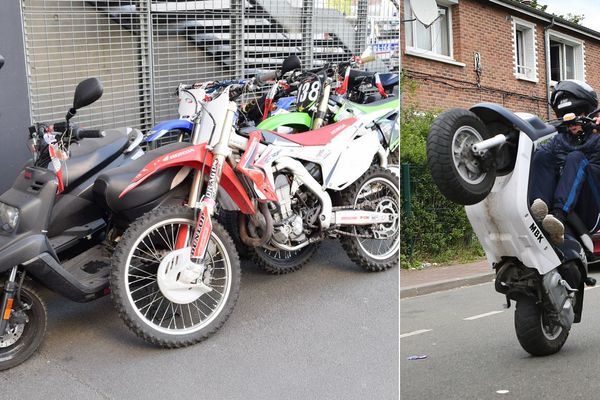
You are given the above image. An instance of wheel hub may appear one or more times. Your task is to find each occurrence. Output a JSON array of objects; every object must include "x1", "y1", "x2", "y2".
[
  {"x1": 0, "y1": 323, "x2": 24, "y2": 348},
  {"x1": 452, "y1": 126, "x2": 486, "y2": 184},
  {"x1": 157, "y1": 247, "x2": 213, "y2": 304},
  {"x1": 372, "y1": 196, "x2": 398, "y2": 239}
]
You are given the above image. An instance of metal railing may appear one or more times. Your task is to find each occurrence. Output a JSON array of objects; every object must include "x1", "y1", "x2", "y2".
[{"x1": 22, "y1": 0, "x2": 398, "y2": 132}]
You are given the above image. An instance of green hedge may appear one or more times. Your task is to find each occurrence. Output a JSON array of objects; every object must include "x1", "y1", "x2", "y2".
[{"x1": 400, "y1": 107, "x2": 483, "y2": 269}]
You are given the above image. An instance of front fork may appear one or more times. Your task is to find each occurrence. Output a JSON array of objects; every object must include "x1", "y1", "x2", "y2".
[
  {"x1": 176, "y1": 153, "x2": 227, "y2": 260},
  {"x1": 0, "y1": 266, "x2": 19, "y2": 336}
]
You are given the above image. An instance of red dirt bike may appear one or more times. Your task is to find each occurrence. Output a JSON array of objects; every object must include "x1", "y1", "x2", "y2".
[{"x1": 98, "y1": 79, "x2": 399, "y2": 346}]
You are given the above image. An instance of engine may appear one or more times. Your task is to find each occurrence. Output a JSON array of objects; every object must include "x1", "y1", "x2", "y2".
[
  {"x1": 269, "y1": 173, "x2": 320, "y2": 247},
  {"x1": 543, "y1": 270, "x2": 576, "y2": 329}
]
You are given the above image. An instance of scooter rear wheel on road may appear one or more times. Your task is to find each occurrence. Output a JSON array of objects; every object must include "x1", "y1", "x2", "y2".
[
  {"x1": 0, "y1": 282, "x2": 47, "y2": 371},
  {"x1": 110, "y1": 206, "x2": 241, "y2": 348},
  {"x1": 515, "y1": 297, "x2": 569, "y2": 356},
  {"x1": 427, "y1": 108, "x2": 496, "y2": 205}
]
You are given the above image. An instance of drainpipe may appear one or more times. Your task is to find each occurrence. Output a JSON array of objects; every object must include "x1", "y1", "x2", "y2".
[{"x1": 544, "y1": 16, "x2": 555, "y2": 119}]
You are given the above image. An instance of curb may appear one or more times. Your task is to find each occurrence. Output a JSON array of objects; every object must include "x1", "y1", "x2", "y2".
[{"x1": 400, "y1": 272, "x2": 495, "y2": 299}]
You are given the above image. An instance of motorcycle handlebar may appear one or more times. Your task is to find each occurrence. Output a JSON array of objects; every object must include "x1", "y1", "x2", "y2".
[
  {"x1": 256, "y1": 70, "x2": 278, "y2": 85},
  {"x1": 74, "y1": 129, "x2": 105, "y2": 140}
]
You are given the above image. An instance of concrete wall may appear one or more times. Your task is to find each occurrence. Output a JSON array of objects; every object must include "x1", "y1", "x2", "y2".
[
  {"x1": 0, "y1": 2, "x2": 32, "y2": 192},
  {"x1": 401, "y1": 0, "x2": 600, "y2": 118}
]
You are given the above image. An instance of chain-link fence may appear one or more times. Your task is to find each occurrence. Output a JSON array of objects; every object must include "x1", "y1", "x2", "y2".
[{"x1": 22, "y1": 0, "x2": 398, "y2": 133}]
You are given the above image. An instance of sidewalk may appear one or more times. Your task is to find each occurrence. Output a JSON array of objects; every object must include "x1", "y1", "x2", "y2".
[{"x1": 400, "y1": 260, "x2": 494, "y2": 299}]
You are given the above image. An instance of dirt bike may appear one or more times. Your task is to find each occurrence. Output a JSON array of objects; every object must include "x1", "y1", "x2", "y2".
[
  {"x1": 101, "y1": 78, "x2": 399, "y2": 347},
  {"x1": 426, "y1": 103, "x2": 599, "y2": 356}
]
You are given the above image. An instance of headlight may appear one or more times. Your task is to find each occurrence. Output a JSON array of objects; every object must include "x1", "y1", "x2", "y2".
[{"x1": 0, "y1": 203, "x2": 19, "y2": 232}]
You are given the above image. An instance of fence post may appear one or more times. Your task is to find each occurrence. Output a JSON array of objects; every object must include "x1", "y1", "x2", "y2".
[
  {"x1": 401, "y1": 163, "x2": 412, "y2": 217},
  {"x1": 301, "y1": 0, "x2": 314, "y2": 69},
  {"x1": 355, "y1": 0, "x2": 368, "y2": 54},
  {"x1": 231, "y1": 0, "x2": 245, "y2": 77}
]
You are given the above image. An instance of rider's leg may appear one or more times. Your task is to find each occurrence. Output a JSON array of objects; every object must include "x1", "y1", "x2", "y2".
[
  {"x1": 529, "y1": 147, "x2": 560, "y2": 206},
  {"x1": 553, "y1": 150, "x2": 589, "y2": 216}
]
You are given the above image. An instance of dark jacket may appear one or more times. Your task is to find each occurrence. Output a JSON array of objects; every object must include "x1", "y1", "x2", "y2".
[{"x1": 539, "y1": 128, "x2": 600, "y2": 166}]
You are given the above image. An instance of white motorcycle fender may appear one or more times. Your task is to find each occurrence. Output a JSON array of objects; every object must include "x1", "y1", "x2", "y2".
[
  {"x1": 325, "y1": 129, "x2": 381, "y2": 190},
  {"x1": 465, "y1": 131, "x2": 561, "y2": 274}
]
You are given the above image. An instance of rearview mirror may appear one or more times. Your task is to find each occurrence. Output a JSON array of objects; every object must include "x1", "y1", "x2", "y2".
[
  {"x1": 73, "y1": 77, "x2": 103, "y2": 110},
  {"x1": 0, "y1": 55, "x2": 4, "y2": 70},
  {"x1": 281, "y1": 54, "x2": 302, "y2": 75}
]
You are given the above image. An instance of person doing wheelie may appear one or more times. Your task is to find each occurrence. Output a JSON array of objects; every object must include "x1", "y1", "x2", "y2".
[{"x1": 530, "y1": 79, "x2": 600, "y2": 245}]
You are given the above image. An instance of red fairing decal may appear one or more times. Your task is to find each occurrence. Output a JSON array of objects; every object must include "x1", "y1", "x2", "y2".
[
  {"x1": 336, "y1": 68, "x2": 350, "y2": 96},
  {"x1": 191, "y1": 205, "x2": 212, "y2": 259},
  {"x1": 237, "y1": 131, "x2": 278, "y2": 202},
  {"x1": 268, "y1": 117, "x2": 357, "y2": 147},
  {"x1": 119, "y1": 143, "x2": 256, "y2": 214}
]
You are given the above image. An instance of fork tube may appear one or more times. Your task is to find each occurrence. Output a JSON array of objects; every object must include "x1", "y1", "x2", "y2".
[
  {"x1": 312, "y1": 79, "x2": 332, "y2": 130},
  {"x1": 0, "y1": 266, "x2": 19, "y2": 335}
]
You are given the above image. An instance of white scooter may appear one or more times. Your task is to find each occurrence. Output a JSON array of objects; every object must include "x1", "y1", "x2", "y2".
[{"x1": 427, "y1": 103, "x2": 597, "y2": 356}]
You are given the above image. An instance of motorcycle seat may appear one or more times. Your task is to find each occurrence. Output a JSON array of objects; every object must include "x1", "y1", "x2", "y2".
[
  {"x1": 62, "y1": 128, "x2": 130, "y2": 188},
  {"x1": 378, "y1": 73, "x2": 399, "y2": 88},
  {"x1": 347, "y1": 97, "x2": 399, "y2": 114},
  {"x1": 94, "y1": 142, "x2": 189, "y2": 213},
  {"x1": 259, "y1": 118, "x2": 356, "y2": 147}
]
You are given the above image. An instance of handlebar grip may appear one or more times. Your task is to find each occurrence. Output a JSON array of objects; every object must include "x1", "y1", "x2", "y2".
[
  {"x1": 360, "y1": 55, "x2": 376, "y2": 63},
  {"x1": 76, "y1": 129, "x2": 105, "y2": 139},
  {"x1": 256, "y1": 70, "x2": 278, "y2": 84}
]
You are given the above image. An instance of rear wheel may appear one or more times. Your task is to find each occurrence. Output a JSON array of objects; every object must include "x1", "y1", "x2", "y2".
[
  {"x1": 340, "y1": 166, "x2": 399, "y2": 271},
  {"x1": 514, "y1": 297, "x2": 569, "y2": 356},
  {"x1": 427, "y1": 108, "x2": 496, "y2": 205},
  {"x1": 0, "y1": 282, "x2": 47, "y2": 371},
  {"x1": 111, "y1": 206, "x2": 240, "y2": 347},
  {"x1": 252, "y1": 243, "x2": 319, "y2": 275}
]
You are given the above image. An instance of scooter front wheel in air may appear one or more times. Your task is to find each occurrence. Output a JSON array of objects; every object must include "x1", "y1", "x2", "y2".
[
  {"x1": 0, "y1": 282, "x2": 47, "y2": 371},
  {"x1": 427, "y1": 108, "x2": 496, "y2": 205},
  {"x1": 110, "y1": 206, "x2": 241, "y2": 348}
]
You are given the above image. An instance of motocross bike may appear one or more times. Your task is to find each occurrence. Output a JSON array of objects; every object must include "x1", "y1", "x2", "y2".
[
  {"x1": 103, "y1": 78, "x2": 399, "y2": 347},
  {"x1": 426, "y1": 103, "x2": 599, "y2": 356}
]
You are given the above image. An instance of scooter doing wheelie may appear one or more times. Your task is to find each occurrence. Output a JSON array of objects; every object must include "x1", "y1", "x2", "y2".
[{"x1": 427, "y1": 103, "x2": 598, "y2": 356}]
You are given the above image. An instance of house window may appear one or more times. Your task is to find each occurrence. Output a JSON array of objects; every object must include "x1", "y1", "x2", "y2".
[
  {"x1": 512, "y1": 18, "x2": 537, "y2": 82},
  {"x1": 405, "y1": 1, "x2": 452, "y2": 58},
  {"x1": 548, "y1": 31, "x2": 584, "y2": 83}
]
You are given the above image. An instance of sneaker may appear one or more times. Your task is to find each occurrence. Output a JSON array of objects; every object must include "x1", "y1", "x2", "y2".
[
  {"x1": 542, "y1": 214, "x2": 565, "y2": 245},
  {"x1": 531, "y1": 198, "x2": 548, "y2": 222}
]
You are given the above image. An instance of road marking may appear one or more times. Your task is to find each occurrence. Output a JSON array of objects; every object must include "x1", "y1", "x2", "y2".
[
  {"x1": 463, "y1": 310, "x2": 504, "y2": 320},
  {"x1": 400, "y1": 329, "x2": 432, "y2": 339}
]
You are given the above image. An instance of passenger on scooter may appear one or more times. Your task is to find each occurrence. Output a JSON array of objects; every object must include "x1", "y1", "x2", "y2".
[{"x1": 530, "y1": 79, "x2": 600, "y2": 245}]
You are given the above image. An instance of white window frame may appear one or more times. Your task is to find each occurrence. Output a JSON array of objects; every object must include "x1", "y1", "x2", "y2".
[
  {"x1": 512, "y1": 17, "x2": 538, "y2": 83},
  {"x1": 404, "y1": 0, "x2": 464, "y2": 67},
  {"x1": 548, "y1": 30, "x2": 585, "y2": 85}
]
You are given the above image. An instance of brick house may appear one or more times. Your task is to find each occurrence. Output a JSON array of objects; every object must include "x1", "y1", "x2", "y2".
[{"x1": 401, "y1": 0, "x2": 600, "y2": 118}]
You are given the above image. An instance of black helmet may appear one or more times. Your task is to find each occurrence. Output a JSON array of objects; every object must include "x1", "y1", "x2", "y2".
[{"x1": 551, "y1": 79, "x2": 598, "y2": 118}]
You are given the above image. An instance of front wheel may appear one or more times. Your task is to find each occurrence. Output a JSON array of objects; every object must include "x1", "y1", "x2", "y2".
[
  {"x1": 514, "y1": 297, "x2": 569, "y2": 356},
  {"x1": 110, "y1": 206, "x2": 241, "y2": 347},
  {"x1": 427, "y1": 108, "x2": 496, "y2": 205},
  {"x1": 340, "y1": 166, "x2": 399, "y2": 271},
  {"x1": 0, "y1": 282, "x2": 47, "y2": 371}
]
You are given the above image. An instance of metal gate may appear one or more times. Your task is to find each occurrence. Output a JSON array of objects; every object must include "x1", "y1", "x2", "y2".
[{"x1": 22, "y1": 0, "x2": 398, "y2": 132}]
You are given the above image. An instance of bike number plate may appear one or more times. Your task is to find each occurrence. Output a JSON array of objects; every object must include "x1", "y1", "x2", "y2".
[{"x1": 296, "y1": 77, "x2": 322, "y2": 112}]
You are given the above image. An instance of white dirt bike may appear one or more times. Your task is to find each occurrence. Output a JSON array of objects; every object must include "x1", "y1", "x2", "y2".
[
  {"x1": 98, "y1": 79, "x2": 399, "y2": 346},
  {"x1": 427, "y1": 103, "x2": 598, "y2": 356}
]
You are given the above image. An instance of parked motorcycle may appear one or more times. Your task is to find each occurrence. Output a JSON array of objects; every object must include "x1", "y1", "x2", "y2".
[
  {"x1": 0, "y1": 72, "x2": 206, "y2": 369},
  {"x1": 426, "y1": 103, "x2": 598, "y2": 356},
  {"x1": 103, "y1": 78, "x2": 399, "y2": 347}
]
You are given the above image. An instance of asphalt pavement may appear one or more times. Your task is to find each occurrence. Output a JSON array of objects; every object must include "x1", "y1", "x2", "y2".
[{"x1": 2, "y1": 239, "x2": 399, "y2": 400}]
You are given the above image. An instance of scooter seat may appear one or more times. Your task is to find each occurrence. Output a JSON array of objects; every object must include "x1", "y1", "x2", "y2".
[
  {"x1": 94, "y1": 142, "x2": 189, "y2": 213},
  {"x1": 378, "y1": 73, "x2": 399, "y2": 88},
  {"x1": 62, "y1": 128, "x2": 129, "y2": 188}
]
